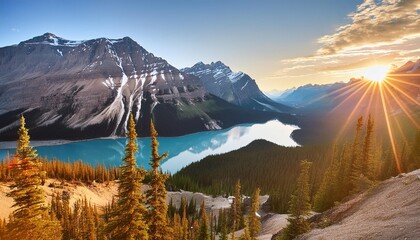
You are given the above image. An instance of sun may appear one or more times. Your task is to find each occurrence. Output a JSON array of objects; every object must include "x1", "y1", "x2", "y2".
[{"x1": 362, "y1": 65, "x2": 390, "y2": 83}]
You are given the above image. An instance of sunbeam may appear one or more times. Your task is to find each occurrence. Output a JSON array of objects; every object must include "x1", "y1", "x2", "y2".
[{"x1": 379, "y1": 82, "x2": 402, "y2": 173}]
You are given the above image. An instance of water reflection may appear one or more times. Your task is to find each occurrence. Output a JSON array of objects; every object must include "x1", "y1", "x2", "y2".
[{"x1": 0, "y1": 120, "x2": 299, "y2": 173}]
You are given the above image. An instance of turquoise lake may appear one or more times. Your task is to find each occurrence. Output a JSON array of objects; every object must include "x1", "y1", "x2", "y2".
[{"x1": 0, "y1": 120, "x2": 299, "y2": 173}]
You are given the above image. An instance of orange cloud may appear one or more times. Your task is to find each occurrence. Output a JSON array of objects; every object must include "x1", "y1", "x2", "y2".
[{"x1": 318, "y1": 0, "x2": 420, "y2": 55}]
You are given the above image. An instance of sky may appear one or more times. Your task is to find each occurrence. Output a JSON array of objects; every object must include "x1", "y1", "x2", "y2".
[{"x1": 1, "y1": 0, "x2": 419, "y2": 91}]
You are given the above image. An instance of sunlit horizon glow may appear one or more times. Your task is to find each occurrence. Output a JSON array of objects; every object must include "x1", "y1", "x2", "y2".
[
  {"x1": 325, "y1": 71, "x2": 419, "y2": 174},
  {"x1": 362, "y1": 65, "x2": 390, "y2": 83}
]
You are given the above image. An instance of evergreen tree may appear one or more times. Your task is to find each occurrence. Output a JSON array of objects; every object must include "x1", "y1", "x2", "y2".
[
  {"x1": 173, "y1": 212, "x2": 181, "y2": 240},
  {"x1": 198, "y1": 201, "x2": 210, "y2": 240},
  {"x1": 147, "y1": 119, "x2": 171, "y2": 240},
  {"x1": 191, "y1": 219, "x2": 200, "y2": 240},
  {"x1": 105, "y1": 113, "x2": 148, "y2": 240},
  {"x1": 6, "y1": 116, "x2": 61, "y2": 239},
  {"x1": 362, "y1": 115, "x2": 375, "y2": 179},
  {"x1": 313, "y1": 146, "x2": 339, "y2": 211},
  {"x1": 209, "y1": 211, "x2": 215, "y2": 240},
  {"x1": 231, "y1": 179, "x2": 243, "y2": 230},
  {"x1": 219, "y1": 208, "x2": 228, "y2": 240},
  {"x1": 248, "y1": 187, "x2": 261, "y2": 239},
  {"x1": 284, "y1": 160, "x2": 312, "y2": 240},
  {"x1": 181, "y1": 207, "x2": 189, "y2": 240},
  {"x1": 241, "y1": 220, "x2": 251, "y2": 240},
  {"x1": 350, "y1": 117, "x2": 364, "y2": 190},
  {"x1": 407, "y1": 130, "x2": 420, "y2": 171}
]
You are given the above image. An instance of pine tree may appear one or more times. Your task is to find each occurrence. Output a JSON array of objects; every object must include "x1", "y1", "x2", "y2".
[
  {"x1": 198, "y1": 201, "x2": 210, "y2": 240},
  {"x1": 241, "y1": 220, "x2": 251, "y2": 240},
  {"x1": 191, "y1": 219, "x2": 200, "y2": 240},
  {"x1": 181, "y1": 207, "x2": 189, "y2": 240},
  {"x1": 407, "y1": 130, "x2": 420, "y2": 171},
  {"x1": 6, "y1": 116, "x2": 61, "y2": 239},
  {"x1": 313, "y1": 146, "x2": 339, "y2": 211},
  {"x1": 350, "y1": 116, "x2": 364, "y2": 190},
  {"x1": 83, "y1": 198, "x2": 96, "y2": 240},
  {"x1": 218, "y1": 208, "x2": 228, "y2": 240},
  {"x1": 173, "y1": 212, "x2": 182, "y2": 240},
  {"x1": 105, "y1": 113, "x2": 148, "y2": 240},
  {"x1": 231, "y1": 179, "x2": 243, "y2": 230},
  {"x1": 284, "y1": 160, "x2": 312, "y2": 240},
  {"x1": 248, "y1": 187, "x2": 261, "y2": 239},
  {"x1": 210, "y1": 211, "x2": 215, "y2": 240},
  {"x1": 147, "y1": 119, "x2": 171, "y2": 240},
  {"x1": 362, "y1": 115, "x2": 375, "y2": 179}
]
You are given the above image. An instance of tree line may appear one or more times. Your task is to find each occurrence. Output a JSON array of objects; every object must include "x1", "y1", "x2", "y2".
[
  {"x1": 0, "y1": 115, "x2": 266, "y2": 240},
  {"x1": 170, "y1": 115, "x2": 419, "y2": 213},
  {"x1": 0, "y1": 157, "x2": 120, "y2": 183}
]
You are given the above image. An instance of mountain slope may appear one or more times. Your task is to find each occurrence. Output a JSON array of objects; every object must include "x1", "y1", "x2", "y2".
[
  {"x1": 181, "y1": 61, "x2": 291, "y2": 112},
  {"x1": 268, "y1": 82, "x2": 347, "y2": 108},
  {"x1": 297, "y1": 169, "x2": 420, "y2": 240},
  {"x1": 0, "y1": 33, "x2": 295, "y2": 140}
]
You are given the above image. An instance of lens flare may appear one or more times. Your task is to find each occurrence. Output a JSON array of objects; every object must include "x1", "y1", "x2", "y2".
[
  {"x1": 316, "y1": 68, "x2": 419, "y2": 175},
  {"x1": 362, "y1": 65, "x2": 390, "y2": 83}
]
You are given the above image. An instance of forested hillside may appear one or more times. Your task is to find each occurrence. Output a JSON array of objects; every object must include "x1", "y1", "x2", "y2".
[{"x1": 171, "y1": 118, "x2": 420, "y2": 213}]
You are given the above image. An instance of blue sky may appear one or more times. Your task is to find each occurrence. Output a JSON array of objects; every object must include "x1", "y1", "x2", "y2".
[{"x1": 1, "y1": 0, "x2": 419, "y2": 90}]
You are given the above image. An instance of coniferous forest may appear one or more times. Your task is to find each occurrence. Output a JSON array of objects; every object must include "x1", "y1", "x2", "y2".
[
  {"x1": 0, "y1": 113, "x2": 418, "y2": 239},
  {"x1": 170, "y1": 115, "x2": 420, "y2": 213}
]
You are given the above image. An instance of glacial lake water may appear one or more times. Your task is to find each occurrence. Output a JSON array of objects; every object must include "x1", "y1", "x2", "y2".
[{"x1": 0, "y1": 120, "x2": 299, "y2": 174}]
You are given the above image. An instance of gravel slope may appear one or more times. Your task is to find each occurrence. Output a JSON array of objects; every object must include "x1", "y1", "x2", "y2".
[{"x1": 298, "y1": 169, "x2": 420, "y2": 240}]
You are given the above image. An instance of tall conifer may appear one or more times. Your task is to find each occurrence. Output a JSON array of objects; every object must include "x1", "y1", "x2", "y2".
[
  {"x1": 362, "y1": 115, "x2": 375, "y2": 179},
  {"x1": 284, "y1": 160, "x2": 312, "y2": 240},
  {"x1": 248, "y1": 187, "x2": 261, "y2": 239},
  {"x1": 105, "y1": 113, "x2": 148, "y2": 239},
  {"x1": 232, "y1": 179, "x2": 243, "y2": 230},
  {"x1": 6, "y1": 116, "x2": 61, "y2": 239},
  {"x1": 147, "y1": 119, "x2": 171, "y2": 240},
  {"x1": 350, "y1": 117, "x2": 364, "y2": 189},
  {"x1": 198, "y1": 201, "x2": 210, "y2": 240}
]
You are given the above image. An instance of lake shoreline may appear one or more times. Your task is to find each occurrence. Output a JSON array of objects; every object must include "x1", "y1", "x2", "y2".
[{"x1": 0, "y1": 120, "x2": 300, "y2": 150}]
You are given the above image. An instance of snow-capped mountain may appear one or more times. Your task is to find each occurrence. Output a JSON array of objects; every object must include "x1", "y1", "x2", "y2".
[
  {"x1": 0, "y1": 33, "x2": 295, "y2": 140},
  {"x1": 181, "y1": 61, "x2": 291, "y2": 112}
]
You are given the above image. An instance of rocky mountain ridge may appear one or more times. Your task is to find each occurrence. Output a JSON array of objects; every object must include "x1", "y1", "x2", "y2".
[
  {"x1": 0, "y1": 33, "x2": 295, "y2": 141},
  {"x1": 181, "y1": 61, "x2": 291, "y2": 112}
]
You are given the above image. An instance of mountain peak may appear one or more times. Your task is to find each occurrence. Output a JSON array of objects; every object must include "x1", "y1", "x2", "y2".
[
  {"x1": 21, "y1": 32, "x2": 77, "y2": 46},
  {"x1": 42, "y1": 32, "x2": 59, "y2": 38},
  {"x1": 210, "y1": 60, "x2": 228, "y2": 69},
  {"x1": 18, "y1": 33, "x2": 137, "y2": 48}
]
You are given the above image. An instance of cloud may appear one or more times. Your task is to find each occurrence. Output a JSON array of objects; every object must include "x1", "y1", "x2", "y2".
[
  {"x1": 269, "y1": 0, "x2": 420, "y2": 89},
  {"x1": 318, "y1": 0, "x2": 420, "y2": 55},
  {"x1": 11, "y1": 28, "x2": 20, "y2": 32},
  {"x1": 320, "y1": 53, "x2": 400, "y2": 71}
]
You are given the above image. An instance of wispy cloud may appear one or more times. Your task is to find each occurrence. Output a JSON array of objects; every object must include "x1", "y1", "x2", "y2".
[
  {"x1": 272, "y1": 0, "x2": 420, "y2": 89},
  {"x1": 11, "y1": 28, "x2": 20, "y2": 32},
  {"x1": 318, "y1": 0, "x2": 420, "y2": 55}
]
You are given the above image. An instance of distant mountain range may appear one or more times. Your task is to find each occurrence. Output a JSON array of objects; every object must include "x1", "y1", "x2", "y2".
[
  {"x1": 269, "y1": 59, "x2": 420, "y2": 144},
  {"x1": 266, "y1": 82, "x2": 347, "y2": 108},
  {"x1": 269, "y1": 59, "x2": 420, "y2": 109},
  {"x1": 181, "y1": 61, "x2": 290, "y2": 112},
  {"x1": 0, "y1": 33, "x2": 294, "y2": 141}
]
